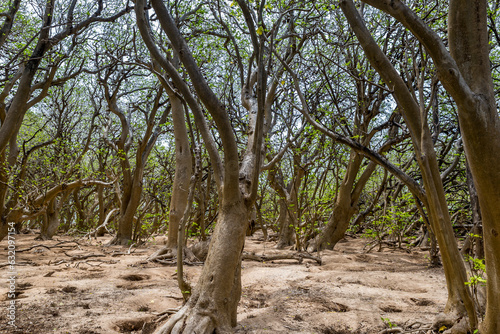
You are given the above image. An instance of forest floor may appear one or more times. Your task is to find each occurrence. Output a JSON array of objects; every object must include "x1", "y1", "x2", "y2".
[{"x1": 0, "y1": 231, "x2": 448, "y2": 334}]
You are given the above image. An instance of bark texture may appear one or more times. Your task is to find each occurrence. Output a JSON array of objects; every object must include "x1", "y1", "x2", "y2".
[
  {"x1": 155, "y1": 201, "x2": 248, "y2": 333},
  {"x1": 356, "y1": 0, "x2": 500, "y2": 331},
  {"x1": 341, "y1": 0, "x2": 477, "y2": 327},
  {"x1": 165, "y1": 83, "x2": 192, "y2": 249},
  {"x1": 448, "y1": 1, "x2": 500, "y2": 331}
]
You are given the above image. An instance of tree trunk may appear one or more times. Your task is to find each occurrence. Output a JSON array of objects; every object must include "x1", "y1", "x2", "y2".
[
  {"x1": 166, "y1": 94, "x2": 192, "y2": 249},
  {"x1": 39, "y1": 198, "x2": 60, "y2": 240},
  {"x1": 276, "y1": 199, "x2": 295, "y2": 249},
  {"x1": 461, "y1": 163, "x2": 484, "y2": 259},
  {"x1": 316, "y1": 151, "x2": 362, "y2": 250},
  {"x1": 0, "y1": 153, "x2": 10, "y2": 242},
  {"x1": 113, "y1": 182, "x2": 142, "y2": 245},
  {"x1": 447, "y1": 2, "x2": 500, "y2": 331},
  {"x1": 154, "y1": 200, "x2": 248, "y2": 334},
  {"x1": 96, "y1": 185, "x2": 107, "y2": 236}
]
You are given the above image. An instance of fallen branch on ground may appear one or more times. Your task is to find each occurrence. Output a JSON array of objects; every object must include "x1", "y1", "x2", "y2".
[
  {"x1": 242, "y1": 252, "x2": 322, "y2": 265},
  {"x1": 17, "y1": 240, "x2": 81, "y2": 252},
  {"x1": 155, "y1": 259, "x2": 204, "y2": 266},
  {"x1": 62, "y1": 251, "x2": 106, "y2": 260},
  {"x1": 0, "y1": 261, "x2": 34, "y2": 268}
]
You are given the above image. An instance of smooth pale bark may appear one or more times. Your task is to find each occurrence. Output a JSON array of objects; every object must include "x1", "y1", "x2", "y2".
[
  {"x1": 134, "y1": 1, "x2": 223, "y2": 193},
  {"x1": 340, "y1": 0, "x2": 477, "y2": 328},
  {"x1": 150, "y1": 0, "x2": 240, "y2": 202},
  {"x1": 166, "y1": 95, "x2": 192, "y2": 249}
]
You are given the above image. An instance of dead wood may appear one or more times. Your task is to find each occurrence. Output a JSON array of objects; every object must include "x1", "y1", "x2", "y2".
[
  {"x1": 155, "y1": 259, "x2": 203, "y2": 266},
  {"x1": 17, "y1": 240, "x2": 81, "y2": 252},
  {"x1": 242, "y1": 252, "x2": 322, "y2": 265},
  {"x1": 62, "y1": 251, "x2": 106, "y2": 260},
  {"x1": 0, "y1": 261, "x2": 34, "y2": 268}
]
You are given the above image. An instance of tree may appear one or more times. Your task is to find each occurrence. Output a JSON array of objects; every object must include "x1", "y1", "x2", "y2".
[
  {"x1": 341, "y1": 1, "x2": 500, "y2": 331},
  {"x1": 337, "y1": 0, "x2": 500, "y2": 331},
  {"x1": 135, "y1": 0, "x2": 311, "y2": 331},
  {"x1": 0, "y1": 0, "x2": 132, "y2": 241},
  {"x1": 99, "y1": 57, "x2": 170, "y2": 245}
]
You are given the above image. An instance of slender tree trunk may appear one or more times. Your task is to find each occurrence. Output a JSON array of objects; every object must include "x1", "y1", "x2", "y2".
[
  {"x1": 461, "y1": 163, "x2": 484, "y2": 259},
  {"x1": 166, "y1": 94, "x2": 192, "y2": 249},
  {"x1": 96, "y1": 185, "x2": 107, "y2": 236},
  {"x1": 0, "y1": 153, "x2": 10, "y2": 241}
]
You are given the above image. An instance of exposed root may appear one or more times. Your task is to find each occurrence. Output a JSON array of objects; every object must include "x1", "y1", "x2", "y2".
[
  {"x1": 153, "y1": 304, "x2": 218, "y2": 334},
  {"x1": 148, "y1": 246, "x2": 175, "y2": 262},
  {"x1": 432, "y1": 312, "x2": 471, "y2": 334},
  {"x1": 17, "y1": 240, "x2": 80, "y2": 252},
  {"x1": 148, "y1": 246, "x2": 201, "y2": 265},
  {"x1": 105, "y1": 235, "x2": 133, "y2": 246},
  {"x1": 190, "y1": 239, "x2": 210, "y2": 261}
]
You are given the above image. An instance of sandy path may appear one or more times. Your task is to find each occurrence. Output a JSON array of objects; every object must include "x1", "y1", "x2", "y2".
[{"x1": 0, "y1": 232, "x2": 446, "y2": 334}]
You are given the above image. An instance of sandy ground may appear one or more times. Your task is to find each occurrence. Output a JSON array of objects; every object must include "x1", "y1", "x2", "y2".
[{"x1": 0, "y1": 232, "x2": 447, "y2": 334}]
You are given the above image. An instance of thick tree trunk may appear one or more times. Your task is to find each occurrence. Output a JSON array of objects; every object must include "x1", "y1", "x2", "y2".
[
  {"x1": 316, "y1": 195, "x2": 357, "y2": 251},
  {"x1": 447, "y1": 2, "x2": 500, "y2": 331},
  {"x1": 39, "y1": 198, "x2": 60, "y2": 240},
  {"x1": 351, "y1": 0, "x2": 500, "y2": 330},
  {"x1": 316, "y1": 151, "x2": 362, "y2": 250},
  {"x1": 113, "y1": 184, "x2": 142, "y2": 245},
  {"x1": 154, "y1": 200, "x2": 248, "y2": 334},
  {"x1": 276, "y1": 199, "x2": 295, "y2": 249}
]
